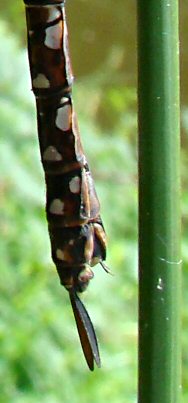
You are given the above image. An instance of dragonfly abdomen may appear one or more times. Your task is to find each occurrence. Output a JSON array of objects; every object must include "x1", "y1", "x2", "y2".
[{"x1": 24, "y1": 0, "x2": 108, "y2": 370}]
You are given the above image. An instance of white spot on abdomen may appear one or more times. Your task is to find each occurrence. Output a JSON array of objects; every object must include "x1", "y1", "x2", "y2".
[
  {"x1": 46, "y1": 7, "x2": 61, "y2": 23},
  {"x1": 43, "y1": 146, "x2": 62, "y2": 161},
  {"x1": 49, "y1": 199, "x2": 64, "y2": 215},
  {"x1": 33, "y1": 74, "x2": 50, "y2": 89},
  {"x1": 55, "y1": 104, "x2": 71, "y2": 131},
  {"x1": 60, "y1": 96, "x2": 69, "y2": 104},
  {"x1": 56, "y1": 249, "x2": 65, "y2": 261},
  {"x1": 69, "y1": 176, "x2": 81, "y2": 194},
  {"x1": 44, "y1": 22, "x2": 62, "y2": 50}
]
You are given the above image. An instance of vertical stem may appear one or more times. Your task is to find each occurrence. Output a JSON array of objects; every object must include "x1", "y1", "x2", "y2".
[{"x1": 137, "y1": 1, "x2": 181, "y2": 402}]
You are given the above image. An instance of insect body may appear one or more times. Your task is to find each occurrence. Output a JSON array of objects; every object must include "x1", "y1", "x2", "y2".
[{"x1": 23, "y1": 0, "x2": 107, "y2": 370}]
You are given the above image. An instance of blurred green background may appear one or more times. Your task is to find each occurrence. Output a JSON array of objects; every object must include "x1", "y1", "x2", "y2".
[{"x1": 0, "y1": 1, "x2": 187, "y2": 402}]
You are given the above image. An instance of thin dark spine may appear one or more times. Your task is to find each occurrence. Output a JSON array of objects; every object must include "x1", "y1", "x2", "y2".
[{"x1": 24, "y1": 0, "x2": 107, "y2": 370}]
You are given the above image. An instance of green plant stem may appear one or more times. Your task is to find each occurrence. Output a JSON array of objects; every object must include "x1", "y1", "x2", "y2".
[{"x1": 137, "y1": 1, "x2": 181, "y2": 402}]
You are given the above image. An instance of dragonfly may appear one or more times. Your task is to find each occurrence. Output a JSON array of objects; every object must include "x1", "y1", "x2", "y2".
[{"x1": 23, "y1": 0, "x2": 109, "y2": 370}]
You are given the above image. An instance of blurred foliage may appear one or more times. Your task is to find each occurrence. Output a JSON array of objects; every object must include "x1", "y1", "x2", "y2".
[
  {"x1": 0, "y1": 2, "x2": 25, "y2": 40},
  {"x1": 0, "y1": 1, "x2": 188, "y2": 402}
]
